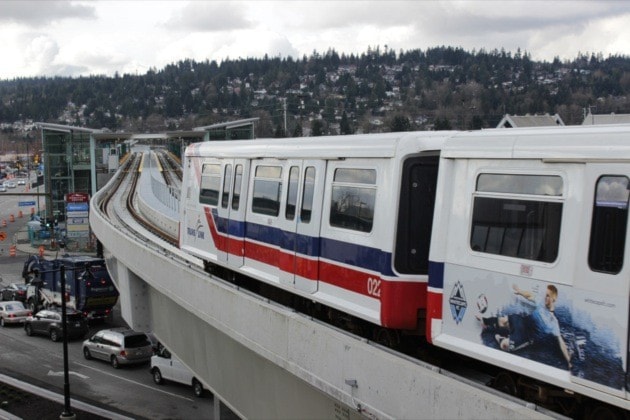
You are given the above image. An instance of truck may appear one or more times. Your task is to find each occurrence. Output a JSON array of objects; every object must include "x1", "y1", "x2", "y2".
[{"x1": 22, "y1": 255, "x2": 119, "y2": 321}]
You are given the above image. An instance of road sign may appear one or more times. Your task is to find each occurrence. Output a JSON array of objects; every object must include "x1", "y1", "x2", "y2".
[
  {"x1": 18, "y1": 201, "x2": 36, "y2": 207},
  {"x1": 67, "y1": 203, "x2": 89, "y2": 212},
  {"x1": 0, "y1": 231, "x2": 6, "y2": 241},
  {"x1": 65, "y1": 192, "x2": 90, "y2": 203}
]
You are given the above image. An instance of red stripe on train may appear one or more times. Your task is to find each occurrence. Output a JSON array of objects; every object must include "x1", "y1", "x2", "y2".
[
  {"x1": 203, "y1": 207, "x2": 425, "y2": 329},
  {"x1": 425, "y1": 290, "x2": 443, "y2": 343}
]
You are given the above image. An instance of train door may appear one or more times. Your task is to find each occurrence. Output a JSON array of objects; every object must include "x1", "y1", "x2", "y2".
[
  {"x1": 277, "y1": 160, "x2": 326, "y2": 293},
  {"x1": 572, "y1": 163, "x2": 630, "y2": 399},
  {"x1": 216, "y1": 160, "x2": 250, "y2": 268}
]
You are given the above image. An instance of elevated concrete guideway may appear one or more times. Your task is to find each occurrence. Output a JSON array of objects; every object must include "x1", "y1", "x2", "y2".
[{"x1": 89, "y1": 157, "x2": 557, "y2": 419}]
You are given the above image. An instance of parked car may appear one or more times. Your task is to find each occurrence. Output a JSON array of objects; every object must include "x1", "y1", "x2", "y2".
[
  {"x1": 4, "y1": 181, "x2": 16, "y2": 188},
  {"x1": 17, "y1": 179, "x2": 26, "y2": 185},
  {"x1": 1, "y1": 283, "x2": 28, "y2": 302},
  {"x1": 0, "y1": 301, "x2": 32, "y2": 327},
  {"x1": 82, "y1": 328, "x2": 154, "y2": 368},
  {"x1": 0, "y1": 185, "x2": 6, "y2": 192},
  {"x1": 24, "y1": 308, "x2": 89, "y2": 342},
  {"x1": 151, "y1": 346, "x2": 205, "y2": 397}
]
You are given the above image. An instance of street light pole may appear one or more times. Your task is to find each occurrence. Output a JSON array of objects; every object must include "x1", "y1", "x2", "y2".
[{"x1": 59, "y1": 263, "x2": 75, "y2": 419}]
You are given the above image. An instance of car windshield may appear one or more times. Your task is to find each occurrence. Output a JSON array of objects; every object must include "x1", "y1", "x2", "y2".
[
  {"x1": 124, "y1": 334, "x2": 150, "y2": 348},
  {"x1": 6, "y1": 303, "x2": 25, "y2": 311}
]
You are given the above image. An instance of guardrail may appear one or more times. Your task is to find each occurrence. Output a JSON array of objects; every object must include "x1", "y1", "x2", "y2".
[{"x1": 150, "y1": 173, "x2": 179, "y2": 213}]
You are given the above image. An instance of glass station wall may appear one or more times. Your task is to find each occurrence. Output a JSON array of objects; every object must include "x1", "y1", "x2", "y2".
[{"x1": 42, "y1": 130, "x2": 93, "y2": 221}]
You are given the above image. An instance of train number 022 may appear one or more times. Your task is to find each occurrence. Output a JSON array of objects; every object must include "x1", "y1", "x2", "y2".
[{"x1": 367, "y1": 277, "x2": 381, "y2": 297}]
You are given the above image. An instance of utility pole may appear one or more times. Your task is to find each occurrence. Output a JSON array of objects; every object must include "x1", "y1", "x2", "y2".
[
  {"x1": 283, "y1": 98, "x2": 288, "y2": 137},
  {"x1": 59, "y1": 263, "x2": 75, "y2": 419}
]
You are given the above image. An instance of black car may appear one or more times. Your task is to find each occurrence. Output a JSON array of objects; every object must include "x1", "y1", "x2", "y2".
[
  {"x1": 24, "y1": 309, "x2": 89, "y2": 342},
  {"x1": 0, "y1": 283, "x2": 28, "y2": 302}
]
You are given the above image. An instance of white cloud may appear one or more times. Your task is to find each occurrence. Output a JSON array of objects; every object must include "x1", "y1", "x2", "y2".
[
  {"x1": 0, "y1": 1, "x2": 96, "y2": 25},
  {"x1": 164, "y1": 1, "x2": 251, "y2": 32},
  {"x1": 0, "y1": 0, "x2": 629, "y2": 79},
  {"x1": 25, "y1": 36, "x2": 60, "y2": 75}
]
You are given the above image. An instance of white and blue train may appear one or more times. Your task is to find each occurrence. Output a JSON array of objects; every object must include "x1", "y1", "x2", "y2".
[{"x1": 178, "y1": 125, "x2": 630, "y2": 418}]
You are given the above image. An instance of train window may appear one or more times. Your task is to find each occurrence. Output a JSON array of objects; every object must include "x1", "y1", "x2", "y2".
[
  {"x1": 300, "y1": 167, "x2": 315, "y2": 223},
  {"x1": 588, "y1": 176, "x2": 629, "y2": 274},
  {"x1": 471, "y1": 174, "x2": 563, "y2": 262},
  {"x1": 199, "y1": 164, "x2": 221, "y2": 206},
  {"x1": 221, "y1": 164, "x2": 232, "y2": 208},
  {"x1": 286, "y1": 166, "x2": 299, "y2": 220},
  {"x1": 334, "y1": 168, "x2": 377, "y2": 184},
  {"x1": 477, "y1": 174, "x2": 563, "y2": 196},
  {"x1": 330, "y1": 168, "x2": 376, "y2": 233},
  {"x1": 231, "y1": 164, "x2": 243, "y2": 211},
  {"x1": 471, "y1": 197, "x2": 562, "y2": 262},
  {"x1": 252, "y1": 165, "x2": 282, "y2": 216}
]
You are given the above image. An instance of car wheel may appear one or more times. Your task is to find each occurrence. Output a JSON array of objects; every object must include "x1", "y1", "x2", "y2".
[
  {"x1": 152, "y1": 368, "x2": 163, "y2": 385},
  {"x1": 83, "y1": 347, "x2": 92, "y2": 360},
  {"x1": 111, "y1": 356, "x2": 120, "y2": 369},
  {"x1": 50, "y1": 329, "x2": 60, "y2": 342},
  {"x1": 192, "y1": 379, "x2": 204, "y2": 398},
  {"x1": 25, "y1": 324, "x2": 33, "y2": 336}
]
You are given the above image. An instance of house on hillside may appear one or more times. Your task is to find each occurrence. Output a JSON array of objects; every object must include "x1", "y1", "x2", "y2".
[
  {"x1": 581, "y1": 112, "x2": 630, "y2": 125},
  {"x1": 496, "y1": 113, "x2": 565, "y2": 128}
]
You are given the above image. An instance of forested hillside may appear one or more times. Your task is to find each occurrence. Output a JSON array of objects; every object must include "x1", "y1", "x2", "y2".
[{"x1": 1, "y1": 46, "x2": 629, "y2": 138}]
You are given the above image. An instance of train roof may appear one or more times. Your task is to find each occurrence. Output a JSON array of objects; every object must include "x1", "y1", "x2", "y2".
[
  {"x1": 444, "y1": 124, "x2": 630, "y2": 161},
  {"x1": 185, "y1": 131, "x2": 450, "y2": 159}
]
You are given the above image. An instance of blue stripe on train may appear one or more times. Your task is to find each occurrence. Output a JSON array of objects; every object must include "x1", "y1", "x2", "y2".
[
  {"x1": 428, "y1": 261, "x2": 444, "y2": 289},
  {"x1": 210, "y1": 208, "x2": 395, "y2": 276}
]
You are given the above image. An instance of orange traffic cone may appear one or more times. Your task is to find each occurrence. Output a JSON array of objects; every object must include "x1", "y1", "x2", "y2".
[
  {"x1": 1, "y1": 220, "x2": 6, "y2": 227},
  {"x1": 9, "y1": 214, "x2": 15, "y2": 223},
  {"x1": 38, "y1": 245, "x2": 45, "y2": 257},
  {"x1": 9, "y1": 245, "x2": 16, "y2": 257}
]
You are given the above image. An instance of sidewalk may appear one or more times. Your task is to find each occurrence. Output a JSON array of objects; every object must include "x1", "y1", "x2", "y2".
[{"x1": 0, "y1": 372, "x2": 133, "y2": 420}]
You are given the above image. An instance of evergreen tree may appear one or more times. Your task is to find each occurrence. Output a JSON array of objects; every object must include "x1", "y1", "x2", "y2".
[
  {"x1": 433, "y1": 117, "x2": 452, "y2": 131},
  {"x1": 389, "y1": 115, "x2": 411, "y2": 132},
  {"x1": 311, "y1": 119, "x2": 325, "y2": 136},
  {"x1": 340, "y1": 111, "x2": 353, "y2": 134},
  {"x1": 293, "y1": 122, "x2": 303, "y2": 137}
]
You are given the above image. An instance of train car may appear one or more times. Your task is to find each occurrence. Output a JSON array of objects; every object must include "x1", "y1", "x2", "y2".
[
  {"x1": 428, "y1": 125, "x2": 630, "y2": 416},
  {"x1": 179, "y1": 132, "x2": 448, "y2": 339}
]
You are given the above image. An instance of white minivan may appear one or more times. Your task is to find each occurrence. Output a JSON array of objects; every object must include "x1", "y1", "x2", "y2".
[{"x1": 150, "y1": 346, "x2": 205, "y2": 397}]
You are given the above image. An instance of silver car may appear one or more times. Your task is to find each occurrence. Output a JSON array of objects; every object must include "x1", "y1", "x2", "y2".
[
  {"x1": 82, "y1": 327, "x2": 154, "y2": 368},
  {"x1": 0, "y1": 301, "x2": 32, "y2": 327}
]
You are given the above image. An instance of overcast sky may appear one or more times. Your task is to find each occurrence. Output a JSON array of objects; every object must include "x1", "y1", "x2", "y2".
[{"x1": 1, "y1": 0, "x2": 629, "y2": 80}]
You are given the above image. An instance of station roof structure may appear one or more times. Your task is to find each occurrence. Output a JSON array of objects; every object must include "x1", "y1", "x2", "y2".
[
  {"x1": 581, "y1": 112, "x2": 630, "y2": 125},
  {"x1": 496, "y1": 113, "x2": 565, "y2": 128}
]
